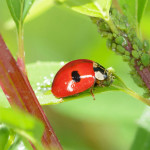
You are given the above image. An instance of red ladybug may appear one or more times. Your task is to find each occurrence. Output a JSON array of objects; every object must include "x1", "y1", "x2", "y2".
[{"x1": 51, "y1": 59, "x2": 108, "y2": 99}]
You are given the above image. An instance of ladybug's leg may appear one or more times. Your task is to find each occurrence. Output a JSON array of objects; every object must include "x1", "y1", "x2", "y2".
[{"x1": 90, "y1": 88, "x2": 95, "y2": 100}]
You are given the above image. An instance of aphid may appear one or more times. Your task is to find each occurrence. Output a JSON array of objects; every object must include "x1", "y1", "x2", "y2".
[
  {"x1": 51, "y1": 59, "x2": 110, "y2": 99},
  {"x1": 141, "y1": 53, "x2": 150, "y2": 67}
]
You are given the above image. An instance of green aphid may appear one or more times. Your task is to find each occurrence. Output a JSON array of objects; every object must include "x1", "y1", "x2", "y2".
[
  {"x1": 140, "y1": 65, "x2": 144, "y2": 70},
  {"x1": 132, "y1": 74, "x2": 144, "y2": 87},
  {"x1": 128, "y1": 35, "x2": 133, "y2": 42},
  {"x1": 99, "y1": 22, "x2": 110, "y2": 32},
  {"x1": 116, "y1": 45, "x2": 125, "y2": 54},
  {"x1": 132, "y1": 50, "x2": 140, "y2": 59},
  {"x1": 113, "y1": 33, "x2": 117, "y2": 38},
  {"x1": 137, "y1": 61, "x2": 141, "y2": 66},
  {"x1": 143, "y1": 40, "x2": 149, "y2": 52},
  {"x1": 123, "y1": 55, "x2": 130, "y2": 61},
  {"x1": 133, "y1": 44, "x2": 138, "y2": 50},
  {"x1": 112, "y1": 43, "x2": 116, "y2": 48},
  {"x1": 111, "y1": 9, "x2": 118, "y2": 16},
  {"x1": 91, "y1": 17, "x2": 99, "y2": 24},
  {"x1": 114, "y1": 20, "x2": 120, "y2": 28},
  {"x1": 106, "y1": 39, "x2": 112, "y2": 48},
  {"x1": 118, "y1": 23, "x2": 127, "y2": 31},
  {"x1": 130, "y1": 58, "x2": 135, "y2": 65},
  {"x1": 141, "y1": 53, "x2": 150, "y2": 67},
  {"x1": 127, "y1": 30, "x2": 136, "y2": 41},
  {"x1": 100, "y1": 32, "x2": 108, "y2": 37},
  {"x1": 112, "y1": 43, "x2": 116, "y2": 51},
  {"x1": 143, "y1": 92, "x2": 150, "y2": 98},
  {"x1": 115, "y1": 36, "x2": 127, "y2": 46},
  {"x1": 122, "y1": 16, "x2": 128, "y2": 23},
  {"x1": 138, "y1": 51, "x2": 142, "y2": 56},
  {"x1": 133, "y1": 37, "x2": 143, "y2": 49},
  {"x1": 108, "y1": 33, "x2": 113, "y2": 39},
  {"x1": 125, "y1": 51, "x2": 130, "y2": 56}
]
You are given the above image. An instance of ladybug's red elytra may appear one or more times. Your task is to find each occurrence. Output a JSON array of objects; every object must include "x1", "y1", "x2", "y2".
[{"x1": 51, "y1": 59, "x2": 109, "y2": 99}]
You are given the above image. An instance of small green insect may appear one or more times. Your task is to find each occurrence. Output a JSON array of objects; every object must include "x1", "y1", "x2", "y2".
[
  {"x1": 140, "y1": 65, "x2": 144, "y2": 71},
  {"x1": 130, "y1": 58, "x2": 135, "y2": 65},
  {"x1": 141, "y1": 53, "x2": 150, "y2": 67},
  {"x1": 143, "y1": 40, "x2": 149, "y2": 52},
  {"x1": 116, "y1": 45, "x2": 125, "y2": 54},
  {"x1": 133, "y1": 37, "x2": 143, "y2": 49},
  {"x1": 123, "y1": 55, "x2": 130, "y2": 61},
  {"x1": 133, "y1": 44, "x2": 138, "y2": 50},
  {"x1": 115, "y1": 36, "x2": 127, "y2": 46},
  {"x1": 106, "y1": 39, "x2": 112, "y2": 48},
  {"x1": 132, "y1": 50, "x2": 140, "y2": 59},
  {"x1": 125, "y1": 51, "x2": 130, "y2": 56}
]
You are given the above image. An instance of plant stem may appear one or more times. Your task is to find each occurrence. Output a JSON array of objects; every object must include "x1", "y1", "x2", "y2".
[
  {"x1": 0, "y1": 35, "x2": 62, "y2": 149},
  {"x1": 123, "y1": 88, "x2": 150, "y2": 106},
  {"x1": 17, "y1": 23, "x2": 26, "y2": 75},
  {"x1": 112, "y1": 83, "x2": 150, "y2": 106},
  {"x1": 106, "y1": 18, "x2": 119, "y2": 34}
]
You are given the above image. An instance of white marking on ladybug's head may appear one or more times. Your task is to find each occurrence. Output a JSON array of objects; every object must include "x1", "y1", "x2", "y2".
[
  {"x1": 95, "y1": 71, "x2": 105, "y2": 80},
  {"x1": 80, "y1": 75, "x2": 94, "y2": 79},
  {"x1": 67, "y1": 80, "x2": 74, "y2": 92}
]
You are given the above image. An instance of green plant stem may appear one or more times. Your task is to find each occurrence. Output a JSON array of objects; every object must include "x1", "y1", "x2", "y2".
[
  {"x1": 106, "y1": 18, "x2": 119, "y2": 34},
  {"x1": 112, "y1": 84, "x2": 150, "y2": 106},
  {"x1": 124, "y1": 88, "x2": 150, "y2": 106},
  {"x1": 17, "y1": 23, "x2": 26, "y2": 75}
]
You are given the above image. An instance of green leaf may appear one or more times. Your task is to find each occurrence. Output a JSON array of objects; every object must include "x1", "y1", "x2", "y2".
[
  {"x1": 62, "y1": 0, "x2": 112, "y2": 21},
  {"x1": 0, "y1": 107, "x2": 44, "y2": 150},
  {"x1": 137, "y1": 0, "x2": 148, "y2": 26},
  {"x1": 6, "y1": 0, "x2": 34, "y2": 28},
  {"x1": 131, "y1": 127, "x2": 150, "y2": 150},
  {"x1": 131, "y1": 107, "x2": 150, "y2": 150},
  {"x1": 0, "y1": 124, "x2": 9, "y2": 150}
]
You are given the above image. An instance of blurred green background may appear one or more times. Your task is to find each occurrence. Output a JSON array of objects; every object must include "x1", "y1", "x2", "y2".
[{"x1": 0, "y1": 0, "x2": 150, "y2": 149}]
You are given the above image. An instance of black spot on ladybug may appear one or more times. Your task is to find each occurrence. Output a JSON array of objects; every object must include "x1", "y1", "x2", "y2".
[{"x1": 72, "y1": 71, "x2": 80, "y2": 82}]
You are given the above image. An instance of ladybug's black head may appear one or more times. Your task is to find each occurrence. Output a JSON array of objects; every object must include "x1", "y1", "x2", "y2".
[{"x1": 93, "y1": 62, "x2": 108, "y2": 81}]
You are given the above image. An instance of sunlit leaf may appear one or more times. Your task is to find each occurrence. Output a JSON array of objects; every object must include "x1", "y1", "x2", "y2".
[
  {"x1": 0, "y1": 124, "x2": 9, "y2": 150},
  {"x1": 61, "y1": 0, "x2": 112, "y2": 21}
]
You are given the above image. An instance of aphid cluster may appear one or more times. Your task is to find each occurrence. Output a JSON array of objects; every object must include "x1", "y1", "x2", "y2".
[{"x1": 91, "y1": 8, "x2": 150, "y2": 97}]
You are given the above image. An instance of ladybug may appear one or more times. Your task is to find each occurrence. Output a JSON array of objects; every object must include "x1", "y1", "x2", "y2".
[{"x1": 51, "y1": 59, "x2": 108, "y2": 99}]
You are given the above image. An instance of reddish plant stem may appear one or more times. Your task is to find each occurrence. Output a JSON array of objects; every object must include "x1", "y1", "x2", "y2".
[
  {"x1": 135, "y1": 64, "x2": 150, "y2": 90},
  {"x1": 0, "y1": 35, "x2": 62, "y2": 150},
  {"x1": 125, "y1": 39, "x2": 150, "y2": 91}
]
